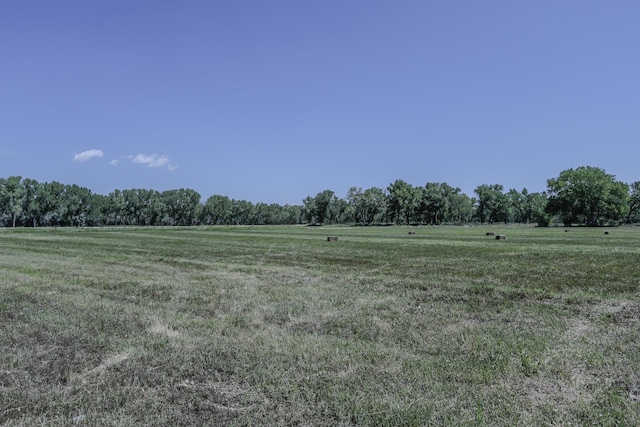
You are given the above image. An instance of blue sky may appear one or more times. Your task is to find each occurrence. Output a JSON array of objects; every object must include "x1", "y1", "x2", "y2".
[{"x1": 2, "y1": 1, "x2": 639, "y2": 205}]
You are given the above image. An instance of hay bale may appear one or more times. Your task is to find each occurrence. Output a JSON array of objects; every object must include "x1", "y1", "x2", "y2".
[
  {"x1": 565, "y1": 229, "x2": 570, "y2": 232},
  {"x1": 495, "y1": 235, "x2": 506, "y2": 240},
  {"x1": 408, "y1": 232, "x2": 416, "y2": 235},
  {"x1": 327, "y1": 236, "x2": 339, "y2": 242},
  {"x1": 486, "y1": 232, "x2": 495, "y2": 236},
  {"x1": 604, "y1": 231, "x2": 610, "y2": 235}
]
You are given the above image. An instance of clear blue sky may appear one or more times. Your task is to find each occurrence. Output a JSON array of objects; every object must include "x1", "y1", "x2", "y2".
[{"x1": 2, "y1": 1, "x2": 639, "y2": 205}]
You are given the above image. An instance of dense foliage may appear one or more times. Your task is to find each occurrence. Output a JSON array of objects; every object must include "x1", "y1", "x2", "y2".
[
  {"x1": 0, "y1": 166, "x2": 638, "y2": 227},
  {"x1": 546, "y1": 166, "x2": 630, "y2": 226}
]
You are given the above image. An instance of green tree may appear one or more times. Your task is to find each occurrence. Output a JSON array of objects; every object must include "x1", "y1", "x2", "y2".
[
  {"x1": 123, "y1": 189, "x2": 164, "y2": 225},
  {"x1": 505, "y1": 188, "x2": 549, "y2": 225},
  {"x1": 281, "y1": 204, "x2": 303, "y2": 225},
  {"x1": 362, "y1": 187, "x2": 387, "y2": 224},
  {"x1": 423, "y1": 183, "x2": 461, "y2": 224},
  {"x1": 105, "y1": 190, "x2": 126, "y2": 225},
  {"x1": 202, "y1": 195, "x2": 233, "y2": 225},
  {"x1": 251, "y1": 202, "x2": 293, "y2": 225},
  {"x1": 409, "y1": 186, "x2": 425, "y2": 224},
  {"x1": 313, "y1": 190, "x2": 337, "y2": 224},
  {"x1": 0, "y1": 176, "x2": 25, "y2": 227},
  {"x1": 121, "y1": 189, "x2": 141, "y2": 225},
  {"x1": 231, "y1": 199, "x2": 254, "y2": 225},
  {"x1": 161, "y1": 189, "x2": 202, "y2": 225},
  {"x1": 506, "y1": 188, "x2": 526, "y2": 223},
  {"x1": 448, "y1": 191, "x2": 474, "y2": 224},
  {"x1": 301, "y1": 196, "x2": 316, "y2": 224},
  {"x1": 546, "y1": 166, "x2": 629, "y2": 226},
  {"x1": 86, "y1": 193, "x2": 109, "y2": 225},
  {"x1": 343, "y1": 186, "x2": 387, "y2": 224},
  {"x1": 627, "y1": 182, "x2": 640, "y2": 224},
  {"x1": 525, "y1": 191, "x2": 549, "y2": 226},
  {"x1": 21, "y1": 178, "x2": 41, "y2": 227},
  {"x1": 387, "y1": 180, "x2": 415, "y2": 224},
  {"x1": 344, "y1": 186, "x2": 364, "y2": 223},
  {"x1": 39, "y1": 181, "x2": 67, "y2": 226},
  {"x1": 64, "y1": 184, "x2": 93, "y2": 227},
  {"x1": 474, "y1": 184, "x2": 508, "y2": 224}
]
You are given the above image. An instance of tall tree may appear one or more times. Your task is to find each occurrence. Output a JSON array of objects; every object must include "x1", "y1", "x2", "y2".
[
  {"x1": 281, "y1": 204, "x2": 303, "y2": 225},
  {"x1": 344, "y1": 186, "x2": 365, "y2": 223},
  {"x1": 161, "y1": 189, "x2": 202, "y2": 226},
  {"x1": 361, "y1": 187, "x2": 387, "y2": 224},
  {"x1": 0, "y1": 176, "x2": 25, "y2": 227},
  {"x1": 64, "y1": 184, "x2": 93, "y2": 227},
  {"x1": 423, "y1": 183, "x2": 459, "y2": 224},
  {"x1": 123, "y1": 189, "x2": 164, "y2": 225},
  {"x1": 202, "y1": 195, "x2": 234, "y2": 225},
  {"x1": 524, "y1": 191, "x2": 549, "y2": 226},
  {"x1": 328, "y1": 197, "x2": 347, "y2": 224},
  {"x1": 506, "y1": 188, "x2": 526, "y2": 223},
  {"x1": 106, "y1": 190, "x2": 126, "y2": 225},
  {"x1": 387, "y1": 180, "x2": 415, "y2": 224},
  {"x1": 409, "y1": 186, "x2": 425, "y2": 224},
  {"x1": 313, "y1": 190, "x2": 337, "y2": 224},
  {"x1": 21, "y1": 178, "x2": 41, "y2": 227},
  {"x1": 448, "y1": 191, "x2": 474, "y2": 224},
  {"x1": 301, "y1": 196, "x2": 316, "y2": 224},
  {"x1": 231, "y1": 199, "x2": 255, "y2": 225},
  {"x1": 89, "y1": 193, "x2": 110, "y2": 225},
  {"x1": 627, "y1": 182, "x2": 640, "y2": 224},
  {"x1": 39, "y1": 181, "x2": 67, "y2": 226},
  {"x1": 546, "y1": 166, "x2": 629, "y2": 226},
  {"x1": 474, "y1": 184, "x2": 508, "y2": 224}
]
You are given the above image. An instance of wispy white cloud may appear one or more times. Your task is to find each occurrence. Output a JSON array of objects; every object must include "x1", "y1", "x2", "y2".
[
  {"x1": 129, "y1": 154, "x2": 178, "y2": 171},
  {"x1": 110, "y1": 159, "x2": 119, "y2": 166},
  {"x1": 74, "y1": 149, "x2": 104, "y2": 162},
  {"x1": 130, "y1": 153, "x2": 171, "y2": 168}
]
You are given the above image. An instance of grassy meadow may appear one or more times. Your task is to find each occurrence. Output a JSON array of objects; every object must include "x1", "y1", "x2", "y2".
[{"x1": 1, "y1": 225, "x2": 639, "y2": 426}]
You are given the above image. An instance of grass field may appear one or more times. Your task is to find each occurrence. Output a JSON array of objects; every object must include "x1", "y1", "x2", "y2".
[{"x1": 1, "y1": 225, "x2": 639, "y2": 426}]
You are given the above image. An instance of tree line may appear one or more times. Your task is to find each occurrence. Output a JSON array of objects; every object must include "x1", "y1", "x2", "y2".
[{"x1": 1, "y1": 166, "x2": 639, "y2": 227}]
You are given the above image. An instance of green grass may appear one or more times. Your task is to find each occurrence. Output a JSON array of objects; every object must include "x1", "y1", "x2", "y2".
[{"x1": 1, "y1": 225, "x2": 639, "y2": 426}]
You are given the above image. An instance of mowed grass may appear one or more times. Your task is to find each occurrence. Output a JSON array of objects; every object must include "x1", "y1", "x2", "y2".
[{"x1": 1, "y1": 225, "x2": 639, "y2": 426}]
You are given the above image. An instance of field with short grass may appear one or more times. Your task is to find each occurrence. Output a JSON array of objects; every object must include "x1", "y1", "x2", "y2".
[{"x1": 1, "y1": 225, "x2": 639, "y2": 426}]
